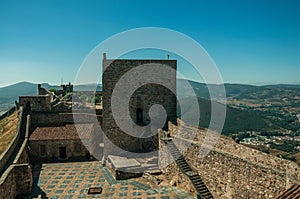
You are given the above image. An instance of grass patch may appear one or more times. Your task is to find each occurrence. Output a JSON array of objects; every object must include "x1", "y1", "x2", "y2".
[{"x1": 0, "y1": 111, "x2": 18, "y2": 155}]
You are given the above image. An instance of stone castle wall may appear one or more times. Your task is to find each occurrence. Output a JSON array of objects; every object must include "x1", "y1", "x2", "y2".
[
  {"x1": 0, "y1": 164, "x2": 32, "y2": 199},
  {"x1": 0, "y1": 166, "x2": 16, "y2": 199},
  {"x1": 160, "y1": 120, "x2": 300, "y2": 199},
  {"x1": 102, "y1": 59, "x2": 177, "y2": 156},
  {"x1": 0, "y1": 108, "x2": 32, "y2": 199},
  {"x1": 185, "y1": 146, "x2": 296, "y2": 198},
  {"x1": 0, "y1": 108, "x2": 23, "y2": 174},
  {"x1": 13, "y1": 114, "x2": 30, "y2": 165}
]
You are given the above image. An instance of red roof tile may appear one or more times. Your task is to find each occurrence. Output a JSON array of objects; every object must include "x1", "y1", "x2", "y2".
[{"x1": 29, "y1": 123, "x2": 94, "y2": 141}]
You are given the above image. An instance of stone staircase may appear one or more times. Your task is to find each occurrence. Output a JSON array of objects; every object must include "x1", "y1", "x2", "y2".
[
  {"x1": 166, "y1": 140, "x2": 214, "y2": 199},
  {"x1": 276, "y1": 184, "x2": 300, "y2": 199}
]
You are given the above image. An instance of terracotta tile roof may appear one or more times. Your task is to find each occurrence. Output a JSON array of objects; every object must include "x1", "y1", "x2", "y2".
[
  {"x1": 277, "y1": 184, "x2": 300, "y2": 199},
  {"x1": 29, "y1": 123, "x2": 94, "y2": 141}
]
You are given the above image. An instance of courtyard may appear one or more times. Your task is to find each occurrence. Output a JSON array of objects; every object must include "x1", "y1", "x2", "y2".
[{"x1": 31, "y1": 161, "x2": 194, "y2": 199}]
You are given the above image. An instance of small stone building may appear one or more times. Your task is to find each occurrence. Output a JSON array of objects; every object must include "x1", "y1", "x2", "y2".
[
  {"x1": 19, "y1": 95, "x2": 53, "y2": 112},
  {"x1": 29, "y1": 123, "x2": 94, "y2": 162}
]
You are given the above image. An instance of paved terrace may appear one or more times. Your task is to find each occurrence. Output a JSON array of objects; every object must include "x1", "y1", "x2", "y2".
[{"x1": 32, "y1": 161, "x2": 194, "y2": 199}]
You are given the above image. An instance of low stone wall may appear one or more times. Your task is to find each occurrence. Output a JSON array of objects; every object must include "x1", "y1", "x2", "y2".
[
  {"x1": 0, "y1": 107, "x2": 16, "y2": 121},
  {"x1": 0, "y1": 164, "x2": 32, "y2": 199},
  {"x1": 185, "y1": 143, "x2": 298, "y2": 198},
  {"x1": 0, "y1": 107, "x2": 22, "y2": 174},
  {"x1": 162, "y1": 120, "x2": 300, "y2": 199},
  {"x1": 0, "y1": 166, "x2": 16, "y2": 199}
]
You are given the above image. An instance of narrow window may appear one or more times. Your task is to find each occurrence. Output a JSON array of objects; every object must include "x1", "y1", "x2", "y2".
[
  {"x1": 40, "y1": 144, "x2": 46, "y2": 157},
  {"x1": 136, "y1": 108, "x2": 143, "y2": 124}
]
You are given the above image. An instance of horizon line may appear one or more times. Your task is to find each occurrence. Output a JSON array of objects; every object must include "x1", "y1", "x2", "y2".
[{"x1": 1, "y1": 79, "x2": 300, "y2": 89}]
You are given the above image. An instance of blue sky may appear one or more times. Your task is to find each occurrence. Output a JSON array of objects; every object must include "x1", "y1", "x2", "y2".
[{"x1": 0, "y1": 0, "x2": 299, "y2": 87}]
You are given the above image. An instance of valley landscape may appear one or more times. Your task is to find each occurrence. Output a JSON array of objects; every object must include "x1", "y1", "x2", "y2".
[{"x1": 1, "y1": 80, "x2": 299, "y2": 165}]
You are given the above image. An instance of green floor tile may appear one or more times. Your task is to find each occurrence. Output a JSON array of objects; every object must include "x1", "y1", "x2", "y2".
[
  {"x1": 55, "y1": 190, "x2": 64, "y2": 194},
  {"x1": 102, "y1": 167, "x2": 116, "y2": 185},
  {"x1": 71, "y1": 184, "x2": 79, "y2": 188},
  {"x1": 104, "y1": 193, "x2": 115, "y2": 197},
  {"x1": 51, "y1": 180, "x2": 59, "y2": 184},
  {"x1": 120, "y1": 187, "x2": 128, "y2": 191},
  {"x1": 133, "y1": 191, "x2": 142, "y2": 196},
  {"x1": 146, "y1": 190, "x2": 158, "y2": 195},
  {"x1": 130, "y1": 181, "x2": 150, "y2": 190},
  {"x1": 59, "y1": 185, "x2": 67, "y2": 188},
  {"x1": 119, "y1": 192, "x2": 128, "y2": 197},
  {"x1": 107, "y1": 187, "x2": 115, "y2": 192}
]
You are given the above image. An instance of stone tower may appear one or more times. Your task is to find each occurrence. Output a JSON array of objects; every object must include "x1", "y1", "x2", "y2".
[{"x1": 102, "y1": 53, "x2": 177, "y2": 158}]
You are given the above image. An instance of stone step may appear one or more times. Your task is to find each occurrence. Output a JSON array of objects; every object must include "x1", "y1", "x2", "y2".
[
  {"x1": 179, "y1": 165, "x2": 190, "y2": 170},
  {"x1": 199, "y1": 191, "x2": 213, "y2": 198},
  {"x1": 197, "y1": 189, "x2": 213, "y2": 198},
  {"x1": 193, "y1": 181, "x2": 205, "y2": 186},
  {"x1": 174, "y1": 165, "x2": 190, "y2": 171},
  {"x1": 196, "y1": 185, "x2": 208, "y2": 191},
  {"x1": 181, "y1": 168, "x2": 191, "y2": 173},
  {"x1": 176, "y1": 160, "x2": 187, "y2": 164},
  {"x1": 178, "y1": 164, "x2": 189, "y2": 168},
  {"x1": 177, "y1": 162, "x2": 187, "y2": 166}
]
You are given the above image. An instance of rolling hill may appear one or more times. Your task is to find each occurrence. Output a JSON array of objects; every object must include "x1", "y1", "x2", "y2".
[
  {"x1": 1, "y1": 80, "x2": 299, "y2": 134},
  {"x1": 0, "y1": 82, "x2": 60, "y2": 111},
  {"x1": 177, "y1": 97, "x2": 278, "y2": 134},
  {"x1": 177, "y1": 79, "x2": 300, "y2": 133}
]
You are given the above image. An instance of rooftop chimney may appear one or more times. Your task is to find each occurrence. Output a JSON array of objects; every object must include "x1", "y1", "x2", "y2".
[{"x1": 103, "y1": 53, "x2": 107, "y2": 61}]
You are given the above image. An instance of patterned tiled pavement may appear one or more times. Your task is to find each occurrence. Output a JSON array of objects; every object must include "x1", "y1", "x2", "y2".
[{"x1": 31, "y1": 161, "x2": 194, "y2": 199}]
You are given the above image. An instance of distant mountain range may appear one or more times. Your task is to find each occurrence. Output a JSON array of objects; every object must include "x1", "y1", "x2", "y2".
[
  {"x1": 0, "y1": 82, "x2": 56, "y2": 111},
  {"x1": 178, "y1": 96, "x2": 277, "y2": 134},
  {"x1": 1, "y1": 80, "x2": 299, "y2": 134},
  {"x1": 177, "y1": 79, "x2": 300, "y2": 100}
]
